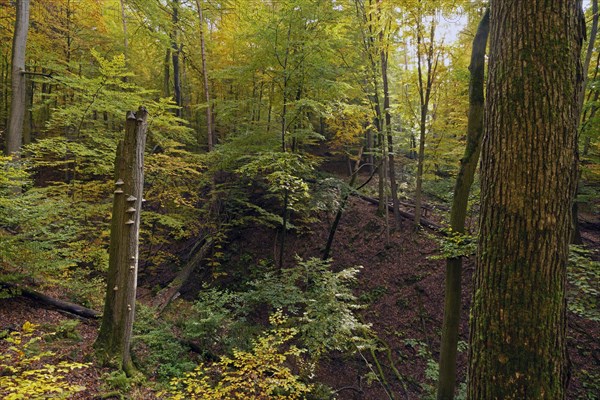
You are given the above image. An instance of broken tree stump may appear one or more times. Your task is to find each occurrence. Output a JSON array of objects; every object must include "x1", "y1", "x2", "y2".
[{"x1": 95, "y1": 107, "x2": 148, "y2": 376}]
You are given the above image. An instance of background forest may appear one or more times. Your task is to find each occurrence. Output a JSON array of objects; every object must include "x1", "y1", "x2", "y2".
[{"x1": 0, "y1": 0, "x2": 599, "y2": 399}]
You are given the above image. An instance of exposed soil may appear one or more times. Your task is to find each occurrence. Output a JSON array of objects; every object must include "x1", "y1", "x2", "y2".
[{"x1": 1, "y1": 195, "x2": 598, "y2": 399}]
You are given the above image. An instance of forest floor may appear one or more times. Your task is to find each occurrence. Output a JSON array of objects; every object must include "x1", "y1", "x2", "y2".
[{"x1": 1, "y1": 192, "x2": 599, "y2": 399}]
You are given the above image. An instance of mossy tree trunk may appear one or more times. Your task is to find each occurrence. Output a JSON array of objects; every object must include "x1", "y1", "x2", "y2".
[
  {"x1": 95, "y1": 108, "x2": 148, "y2": 376},
  {"x1": 467, "y1": 2, "x2": 583, "y2": 399},
  {"x1": 436, "y1": 9, "x2": 489, "y2": 400}
]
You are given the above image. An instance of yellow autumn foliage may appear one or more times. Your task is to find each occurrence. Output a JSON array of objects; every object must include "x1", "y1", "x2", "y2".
[
  {"x1": 0, "y1": 321, "x2": 89, "y2": 400},
  {"x1": 167, "y1": 311, "x2": 312, "y2": 399}
]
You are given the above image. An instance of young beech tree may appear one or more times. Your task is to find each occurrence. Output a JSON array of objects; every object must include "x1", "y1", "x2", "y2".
[{"x1": 467, "y1": 1, "x2": 583, "y2": 399}]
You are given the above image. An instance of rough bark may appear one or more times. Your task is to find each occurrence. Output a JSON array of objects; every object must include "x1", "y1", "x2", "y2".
[
  {"x1": 467, "y1": 2, "x2": 583, "y2": 399},
  {"x1": 95, "y1": 108, "x2": 148, "y2": 376},
  {"x1": 436, "y1": 9, "x2": 489, "y2": 400},
  {"x1": 6, "y1": 0, "x2": 30, "y2": 156}
]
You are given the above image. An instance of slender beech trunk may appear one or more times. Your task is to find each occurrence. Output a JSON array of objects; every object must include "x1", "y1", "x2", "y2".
[
  {"x1": 171, "y1": 0, "x2": 182, "y2": 117},
  {"x1": 436, "y1": 10, "x2": 489, "y2": 400},
  {"x1": 195, "y1": 0, "x2": 214, "y2": 151},
  {"x1": 6, "y1": 0, "x2": 30, "y2": 156},
  {"x1": 163, "y1": 47, "x2": 171, "y2": 98},
  {"x1": 367, "y1": 129, "x2": 375, "y2": 173},
  {"x1": 572, "y1": 0, "x2": 598, "y2": 244},
  {"x1": 375, "y1": 101, "x2": 385, "y2": 216},
  {"x1": 23, "y1": 65, "x2": 34, "y2": 145},
  {"x1": 277, "y1": 21, "x2": 292, "y2": 269},
  {"x1": 467, "y1": 2, "x2": 583, "y2": 398},
  {"x1": 95, "y1": 108, "x2": 148, "y2": 376},
  {"x1": 323, "y1": 147, "x2": 364, "y2": 260},
  {"x1": 580, "y1": 48, "x2": 600, "y2": 157},
  {"x1": 380, "y1": 35, "x2": 401, "y2": 225},
  {"x1": 414, "y1": 16, "x2": 439, "y2": 227},
  {"x1": 1, "y1": 54, "x2": 8, "y2": 128},
  {"x1": 120, "y1": 0, "x2": 128, "y2": 62},
  {"x1": 356, "y1": 0, "x2": 385, "y2": 216}
]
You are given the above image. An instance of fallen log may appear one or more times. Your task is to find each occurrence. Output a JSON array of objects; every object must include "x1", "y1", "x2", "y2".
[
  {"x1": 1, "y1": 282, "x2": 100, "y2": 319},
  {"x1": 152, "y1": 237, "x2": 215, "y2": 314},
  {"x1": 355, "y1": 193, "x2": 443, "y2": 231}
]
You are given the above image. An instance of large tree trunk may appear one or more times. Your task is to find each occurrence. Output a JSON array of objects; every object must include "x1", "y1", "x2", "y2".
[
  {"x1": 95, "y1": 108, "x2": 148, "y2": 376},
  {"x1": 5, "y1": 0, "x2": 30, "y2": 156},
  {"x1": 436, "y1": 9, "x2": 489, "y2": 400},
  {"x1": 467, "y1": 2, "x2": 583, "y2": 399}
]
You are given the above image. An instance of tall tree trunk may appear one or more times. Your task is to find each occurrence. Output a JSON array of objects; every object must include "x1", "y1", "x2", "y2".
[
  {"x1": 467, "y1": 2, "x2": 583, "y2": 398},
  {"x1": 163, "y1": 47, "x2": 171, "y2": 98},
  {"x1": 380, "y1": 38, "x2": 401, "y2": 225},
  {"x1": 6, "y1": 0, "x2": 30, "y2": 156},
  {"x1": 436, "y1": 10, "x2": 489, "y2": 400},
  {"x1": 323, "y1": 147, "x2": 364, "y2": 260},
  {"x1": 195, "y1": 0, "x2": 214, "y2": 151},
  {"x1": 1, "y1": 54, "x2": 8, "y2": 129},
  {"x1": 414, "y1": 16, "x2": 438, "y2": 227},
  {"x1": 171, "y1": 0, "x2": 182, "y2": 117},
  {"x1": 277, "y1": 21, "x2": 293, "y2": 269},
  {"x1": 22, "y1": 65, "x2": 34, "y2": 145},
  {"x1": 119, "y1": 0, "x2": 129, "y2": 80},
  {"x1": 572, "y1": 0, "x2": 598, "y2": 244},
  {"x1": 95, "y1": 108, "x2": 148, "y2": 376}
]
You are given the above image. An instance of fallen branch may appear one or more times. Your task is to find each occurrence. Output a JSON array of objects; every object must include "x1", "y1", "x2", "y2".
[
  {"x1": 152, "y1": 237, "x2": 215, "y2": 314},
  {"x1": 1, "y1": 282, "x2": 100, "y2": 319},
  {"x1": 355, "y1": 193, "x2": 443, "y2": 231}
]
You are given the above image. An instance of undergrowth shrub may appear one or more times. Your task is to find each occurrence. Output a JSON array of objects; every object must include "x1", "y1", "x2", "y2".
[
  {"x1": 182, "y1": 287, "x2": 257, "y2": 357},
  {"x1": 181, "y1": 257, "x2": 369, "y2": 365},
  {"x1": 167, "y1": 311, "x2": 312, "y2": 400},
  {"x1": 568, "y1": 245, "x2": 600, "y2": 322},
  {"x1": 404, "y1": 338, "x2": 467, "y2": 400},
  {"x1": 244, "y1": 257, "x2": 370, "y2": 359},
  {"x1": 131, "y1": 304, "x2": 196, "y2": 381},
  {"x1": 0, "y1": 321, "x2": 88, "y2": 399}
]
